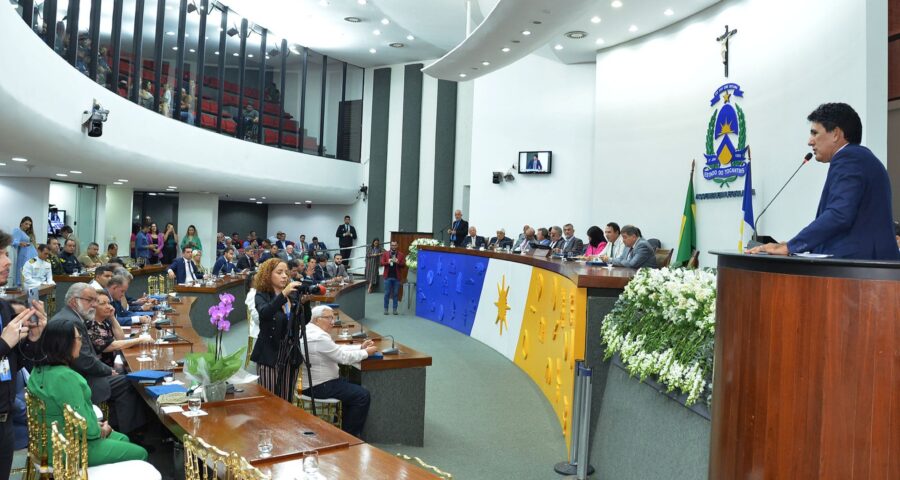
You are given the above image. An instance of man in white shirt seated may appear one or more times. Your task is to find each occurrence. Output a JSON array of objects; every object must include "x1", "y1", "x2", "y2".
[
  {"x1": 299, "y1": 305, "x2": 377, "y2": 436},
  {"x1": 600, "y1": 222, "x2": 625, "y2": 260},
  {"x1": 22, "y1": 244, "x2": 55, "y2": 290},
  {"x1": 89, "y1": 264, "x2": 115, "y2": 290}
]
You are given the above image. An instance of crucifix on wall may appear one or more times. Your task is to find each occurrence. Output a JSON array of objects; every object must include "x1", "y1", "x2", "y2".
[{"x1": 716, "y1": 25, "x2": 738, "y2": 77}]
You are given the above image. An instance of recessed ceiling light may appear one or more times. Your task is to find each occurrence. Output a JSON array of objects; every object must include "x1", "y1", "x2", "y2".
[
  {"x1": 261, "y1": 197, "x2": 266, "y2": 200},
  {"x1": 380, "y1": 18, "x2": 390, "y2": 25},
  {"x1": 565, "y1": 30, "x2": 588, "y2": 39},
  {"x1": 69, "y1": 170, "x2": 82, "y2": 174},
  {"x1": 596, "y1": 37, "x2": 605, "y2": 45},
  {"x1": 372, "y1": 29, "x2": 381, "y2": 35},
  {"x1": 117, "y1": 179, "x2": 128, "y2": 182},
  {"x1": 522, "y1": 30, "x2": 531, "y2": 36},
  {"x1": 189, "y1": 48, "x2": 196, "y2": 53},
  {"x1": 166, "y1": 189, "x2": 175, "y2": 192},
  {"x1": 256, "y1": 201, "x2": 263, "y2": 204},
  {"x1": 554, "y1": 44, "x2": 564, "y2": 50},
  {"x1": 113, "y1": 182, "x2": 123, "y2": 185},
  {"x1": 295, "y1": 201, "x2": 302, "y2": 205},
  {"x1": 172, "y1": 46, "x2": 178, "y2": 51},
  {"x1": 629, "y1": 24, "x2": 638, "y2": 32},
  {"x1": 232, "y1": 52, "x2": 239, "y2": 57},
  {"x1": 168, "y1": 186, "x2": 177, "y2": 189},
  {"x1": 55, "y1": 173, "x2": 68, "y2": 177},
  {"x1": 459, "y1": 73, "x2": 467, "y2": 78},
  {"x1": 369, "y1": 48, "x2": 377, "y2": 53},
  {"x1": 611, "y1": 0, "x2": 623, "y2": 7},
  {"x1": 357, "y1": 0, "x2": 367, "y2": 4},
  {"x1": 305, "y1": 200, "x2": 312, "y2": 204},
  {"x1": 481, "y1": 61, "x2": 490, "y2": 66},
  {"x1": 214, "y1": 51, "x2": 220, "y2": 55},
  {"x1": 664, "y1": 8, "x2": 674, "y2": 16},
  {"x1": 265, "y1": 55, "x2": 270, "y2": 59},
  {"x1": 248, "y1": 54, "x2": 254, "y2": 58},
  {"x1": 344, "y1": 17, "x2": 361, "y2": 23},
  {"x1": 590, "y1": 16, "x2": 601, "y2": 24},
  {"x1": 166, "y1": 31, "x2": 175, "y2": 36},
  {"x1": 0, "y1": 163, "x2": 6, "y2": 166},
  {"x1": 11, "y1": 157, "x2": 27, "y2": 162},
  {"x1": 389, "y1": 42, "x2": 404, "y2": 48},
  {"x1": 148, "y1": 192, "x2": 157, "y2": 196},
  {"x1": 249, "y1": 197, "x2": 256, "y2": 201},
  {"x1": 501, "y1": 47, "x2": 511, "y2": 52},
  {"x1": 406, "y1": 34, "x2": 414, "y2": 41}
]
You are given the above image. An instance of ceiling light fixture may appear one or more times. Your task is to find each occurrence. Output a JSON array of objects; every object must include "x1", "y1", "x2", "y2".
[
  {"x1": 232, "y1": 52, "x2": 239, "y2": 57},
  {"x1": 406, "y1": 34, "x2": 414, "y2": 41},
  {"x1": 596, "y1": 37, "x2": 605, "y2": 45},
  {"x1": 247, "y1": 53, "x2": 254, "y2": 57},
  {"x1": 482, "y1": 61, "x2": 490, "y2": 66},
  {"x1": 113, "y1": 182, "x2": 122, "y2": 185},
  {"x1": 357, "y1": 0, "x2": 367, "y2": 5},
  {"x1": 11, "y1": 157, "x2": 27, "y2": 162},
  {"x1": 369, "y1": 48, "x2": 377, "y2": 53},
  {"x1": 168, "y1": 186, "x2": 177, "y2": 189},
  {"x1": 117, "y1": 179, "x2": 128, "y2": 182},
  {"x1": 70, "y1": 170, "x2": 82, "y2": 174},
  {"x1": 189, "y1": 48, "x2": 196, "y2": 53},
  {"x1": 372, "y1": 29, "x2": 381, "y2": 35},
  {"x1": 249, "y1": 197, "x2": 256, "y2": 201},
  {"x1": 501, "y1": 47, "x2": 510, "y2": 52},
  {"x1": 522, "y1": 30, "x2": 531, "y2": 36},
  {"x1": 172, "y1": 46, "x2": 178, "y2": 51},
  {"x1": 261, "y1": 197, "x2": 266, "y2": 200},
  {"x1": 380, "y1": 18, "x2": 390, "y2": 25},
  {"x1": 554, "y1": 44, "x2": 564, "y2": 50},
  {"x1": 611, "y1": 0, "x2": 623, "y2": 8},
  {"x1": 165, "y1": 188, "x2": 175, "y2": 192},
  {"x1": 166, "y1": 31, "x2": 175, "y2": 36},
  {"x1": 389, "y1": 42, "x2": 404, "y2": 48},
  {"x1": 629, "y1": 24, "x2": 638, "y2": 32},
  {"x1": 148, "y1": 192, "x2": 157, "y2": 196},
  {"x1": 344, "y1": 16, "x2": 361, "y2": 23},
  {"x1": 256, "y1": 201, "x2": 263, "y2": 204},
  {"x1": 591, "y1": 16, "x2": 601, "y2": 24},
  {"x1": 214, "y1": 51, "x2": 220, "y2": 55},
  {"x1": 459, "y1": 73, "x2": 467, "y2": 78},
  {"x1": 55, "y1": 173, "x2": 68, "y2": 177},
  {"x1": 305, "y1": 200, "x2": 312, "y2": 204},
  {"x1": 0, "y1": 163, "x2": 5, "y2": 166},
  {"x1": 565, "y1": 30, "x2": 588, "y2": 39},
  {"x1": 664, "y1": 8, "x2": 674, "y2": 16},
  {"x1": 226, "y1": 26, "x2": 239, "y2": 37},
  {"x1": 295, "y1": 201, "x2": 302, "y2": 205}
]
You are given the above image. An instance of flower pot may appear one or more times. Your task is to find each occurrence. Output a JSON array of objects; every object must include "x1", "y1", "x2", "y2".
[
  {"x1": 406, "y1": 269, "x2": 417, "y2": 285},
  {"x1": 204, "y1": 382, "x2": 227, "y2": 402}
]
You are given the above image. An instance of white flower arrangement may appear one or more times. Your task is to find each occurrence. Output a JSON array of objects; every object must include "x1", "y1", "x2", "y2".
[
  {"x1": 406, "y1": 238, "x2": 441, "y2": 269},
  {"x1": 600, "y1": 267, "x2": 717, "y2": 406}
]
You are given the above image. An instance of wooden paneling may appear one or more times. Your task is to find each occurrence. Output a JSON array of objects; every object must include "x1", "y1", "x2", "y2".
[
  {"x1": 890, "y1": 40, "x2": 900, "y2": 100},
  {"x1": 709, "y1": 260, "x2": 900, "y2": 479}
]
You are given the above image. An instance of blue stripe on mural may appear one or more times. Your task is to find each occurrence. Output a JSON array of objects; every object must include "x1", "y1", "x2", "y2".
[{"x1": 415, "y1": 250, "x2": 489, "y2": 335}]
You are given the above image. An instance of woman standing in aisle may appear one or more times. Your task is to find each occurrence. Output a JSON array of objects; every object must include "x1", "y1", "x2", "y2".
[
  {"x1": 147, "y1": 223, "x2": 164, "y2": 264},
  {"x1": 162, "y1": 222, "x2": 178, "y2": 264},
  {"x1": 12, "y1": 216, "x2": 37, "y2": 287},
  {"x1": 365, "y1": 238, "x2": 383, "y2": 293},
  {"x1": 180, "y1": 224, "x2": 202, "y2": 252}
]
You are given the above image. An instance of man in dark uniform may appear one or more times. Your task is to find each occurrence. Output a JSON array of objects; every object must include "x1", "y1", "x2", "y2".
[
  {"x1": 60, "y1": 238, "x2": 83, "y2": 274},
  {"x1": 47, "y1": 236, "x2": 65, "y2": 275},
  {"x1": 0, "y1": 230, "x2": 48, "y2": 474},
  {"x1": 335, "y1": 215, "x2": 357, "y2": 267}
]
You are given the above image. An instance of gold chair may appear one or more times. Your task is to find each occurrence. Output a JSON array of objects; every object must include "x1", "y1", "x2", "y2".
[
  {"x1": 63, "y1": 405, "x2": 161, "y2": 480},
  {"x1": 294, "y1": 370, "x2": 342, "y2": 429},
  {"x1": 183, "y1": 434, "x2": 230, "y2": 480},
  {"x1": 229, "y1": 452, "x2": 270, "y2": 480},
  {"x1": 148, "y1": 275, "x2": 159, "y2": 295},
  {"x1": 395, "y1": 453, "x2": 454, "y2": 479},
  {"x1": 24, "y1": 390, "x2": 51, "y2": 480},
  {"x1": 50, "y1": 422, "x2": 74, "y2": 480},
  {"x1": 245, "y1": 308, "x2": 255, "y2": 368}
]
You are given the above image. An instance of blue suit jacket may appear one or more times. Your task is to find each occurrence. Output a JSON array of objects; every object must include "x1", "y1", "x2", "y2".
[
  {"x1": 212, "y1": 256, "x2": 236, "y2": 276},
  {"x1": 168, "y1": 257, "x2": 204, "y2": 284},
  {"x1": 788, "y1": 144, "x2": 899, "y2": 260}
]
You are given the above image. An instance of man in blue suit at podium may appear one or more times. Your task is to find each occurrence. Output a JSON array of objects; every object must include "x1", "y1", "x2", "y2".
[{"x1": 748, "y1": 103, "x2": 899, "y2": 260}]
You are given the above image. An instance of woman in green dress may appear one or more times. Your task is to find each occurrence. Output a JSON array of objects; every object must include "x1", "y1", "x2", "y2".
[
  {"x1": 180, "y1": 224, "x2": 203, "y2": 253},
  {"x1": 27, "y1": 319, "x2": 148, "y2": 466}
]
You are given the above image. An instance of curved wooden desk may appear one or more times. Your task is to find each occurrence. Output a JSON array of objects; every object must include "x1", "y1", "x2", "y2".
[
  {"x1": 710, "y1": 253, "x2": 900, "y2": 480},
  {"x1": 53, "y1": 264, "x2": 166, "y2": 301},
  {"x1": 308, "y1": 278, "x2": 368, "y2": 321},
  {"x1": 176, "y1": 275, "x2": 249, "y2": 337}
]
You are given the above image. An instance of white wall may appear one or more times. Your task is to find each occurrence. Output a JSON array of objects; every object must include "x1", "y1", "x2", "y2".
[
  {"x1": 177, "y1": 193, "x2": 219, "y2": 269},
  {"x1": 454, "y1": 81, "x2": 474, "y2": 217},
  {"x1": 593, "y1": 0, "x2": 887, "y2": 265},
  {"x1": 417, "y1": 75, "x2": 439, "y2": 231},
  {"x1": 467, "y1": 54, "x2": 596, "y2": 237},
  {"x1": 48, "y1": 181, "x2": 78, "y2": 230},
  {"x1": 103, "y1": 187, "x2": 133, "y2": 251},
  {"x1": 383, "y1": 64, "x2": 406, "y2": 239},
  {"x1": 0, "y1": 177, "x2": 50, "y2": 273}
]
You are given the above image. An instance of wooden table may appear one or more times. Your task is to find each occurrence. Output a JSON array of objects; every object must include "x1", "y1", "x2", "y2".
[
  {"x1": 175, "y1": 274, "x2": 248, "y2": 337},
  {"x1": 0, "y1": 284, "x2": 57, "y2": 316},
  {"x1": 121, "y1": 295, "x2": 438, "y2": 478},
  {"x1": 53, "y1": 264, "x2": 166, "y2": 300},
  {"x1": 308, "y1": 278, "x2": 368, "y2": 322}
]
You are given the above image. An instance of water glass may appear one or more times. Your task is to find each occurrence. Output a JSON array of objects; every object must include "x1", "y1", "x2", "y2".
[
  {"x1": 187, "y1": 393, "x2": 202, "y2": 413},
  {"x1": 340, "y1": 327, "x2": 349, "y2": 338},
  {"x1": 302, "y1": 450, "x2": 319, "y2": 473},
  {"x1": 258, "y1": 429, "x2": 274, "y2": 457},
  {"x1": 150, "y1": 340, "x2": 160, "y2": 358}
]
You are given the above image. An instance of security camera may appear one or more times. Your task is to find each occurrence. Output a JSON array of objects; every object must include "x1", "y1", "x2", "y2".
[
  {"x1": 82, "y1": 101, "x2": 109, "y2": 137},
  {"x1": 305, "y1": 200, "x2": 313, "y2": 210},
  {"x1": 492, "y1": 172, "x2": 502, "y2": 184}
]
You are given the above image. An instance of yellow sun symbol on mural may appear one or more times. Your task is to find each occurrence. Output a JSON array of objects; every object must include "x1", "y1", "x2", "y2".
[
  {"x1": 494, "y1": 275, "x2": 511, "y2": 335},
  {"x1": 719, "y1": 120, "x2": 734, "y2": 136}
]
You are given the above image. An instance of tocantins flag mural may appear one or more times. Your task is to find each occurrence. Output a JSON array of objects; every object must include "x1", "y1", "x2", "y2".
[{"x1": 703, "y1": 83, "x2": 748, "y2": 188}]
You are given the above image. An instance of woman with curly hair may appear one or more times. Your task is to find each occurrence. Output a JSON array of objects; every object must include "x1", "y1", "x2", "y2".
[{"x1": 249, "y1": 258, "x2": 306, "y2": 401}]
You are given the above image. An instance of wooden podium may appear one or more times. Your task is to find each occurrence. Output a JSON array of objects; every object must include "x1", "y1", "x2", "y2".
[{"x1": 710, "y1": 253, "x2": 900, "y2": 479}]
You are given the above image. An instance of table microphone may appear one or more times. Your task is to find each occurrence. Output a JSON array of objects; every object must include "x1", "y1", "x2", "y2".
[
  {"x1": 351, "y1": 323, "x2": 368, "y2": 339},
  {"x1": 154, "y1": 323, "x2": 194, "y2": 352},
  {"x1": 750, "y1": 152, "x2": 813, "y2": 245},
  {"x1": 381, "y1": 335, "x2": 399, "y2": 355}
]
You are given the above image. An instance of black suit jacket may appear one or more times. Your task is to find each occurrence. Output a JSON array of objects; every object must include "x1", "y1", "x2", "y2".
[
  {"x1": 250, "y1": 291, "x2": 300, "y2": 367},
  {"x1": 489, "y1": 237, "x2": 514, "y2": 249},
  {"x1": 236, "y1": 253, "x2": 256, "y2": 271},
  {"x1": 336, "y1": 224, "x2": 358, "y2": 248},
  {"x1": 463, "y1": 235, "x2": 486, "y2": 249},
  {"x1": 51, "y1": 306, "x2": 114, "y2": 403},
  {"x1": 450, "y1": 219, "x2": 469, "y2": 246}
]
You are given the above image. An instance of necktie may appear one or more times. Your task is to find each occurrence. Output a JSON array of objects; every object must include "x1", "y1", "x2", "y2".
[{"x1": 186, "y1": 259, "x2": 195, "y2": 282}]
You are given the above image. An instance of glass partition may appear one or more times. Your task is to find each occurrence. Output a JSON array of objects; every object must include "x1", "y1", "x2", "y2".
[{"x1": 14, "y1": 0, "x2": 364, "y2": 161}]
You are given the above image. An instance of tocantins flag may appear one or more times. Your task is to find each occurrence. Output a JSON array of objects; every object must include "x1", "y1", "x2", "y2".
[{"x1": 675, "y1": 169, "x2": 697, "y2": 266}]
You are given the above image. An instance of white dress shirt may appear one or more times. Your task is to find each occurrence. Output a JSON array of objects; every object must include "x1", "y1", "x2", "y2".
[
  {"x1": 245, "y1": 288, "x2": 260, "y2": 338},
  {"x1": 600, "y1": 237, "x2": 625, "y2": 259},
  {"x1": 299, "y1": 323, "x2": 369, "y2": 389},
  {"x1": 22, "y1": 257, "x2": 55, "y2": 290}
]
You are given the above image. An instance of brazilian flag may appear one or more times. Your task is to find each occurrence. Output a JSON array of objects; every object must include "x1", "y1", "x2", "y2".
[{"x1": 675, "y1": 165, "x2": 697, "y2": 266}]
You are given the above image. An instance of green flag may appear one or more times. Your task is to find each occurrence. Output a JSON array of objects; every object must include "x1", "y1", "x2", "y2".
[{"x1": 675, "y1": 164, "x2": 697, "y2": 266}]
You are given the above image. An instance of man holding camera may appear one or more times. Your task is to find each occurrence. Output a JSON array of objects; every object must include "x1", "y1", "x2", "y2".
[{"x1": 380, "y1": 240, "x2": 405, "y2": 315}]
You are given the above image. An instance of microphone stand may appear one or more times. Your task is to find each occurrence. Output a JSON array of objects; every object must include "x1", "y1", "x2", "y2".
[
  {"x1": 439, "y1": 220, "x2": 452, "y2": 245},
  {"x1": 750, "y1": 154, "x2": 811, "y2": 245},
  {"x1": 290, "y1": 290, "x2": 317, "y2": 416}
]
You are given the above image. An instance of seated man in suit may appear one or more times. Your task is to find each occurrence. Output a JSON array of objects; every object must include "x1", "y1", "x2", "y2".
[
  {"x1": 230, "y1": 232, "x2": 243, "y2": 250},
  {"x1": 78, "y1": 242, "x2": 103, "y2": 268},
  {"x1": 105, "y1": 273, "x2": 153, "y2": 326},
  {"x1": 600, "y1": 225, "x2": 658, "y2": 269},
  {"x1": 547, "y1": 226, "x2": 566, "y2": 252},
  {"x1": 22, "y1": 244, "x2": 56, "y2": 290},
  {"x1": 326, "y1": 254, "x2": 350, "y2": 282},
  {"x1": 236, "y1": 247, "x2": 257, "y2": 271},
  {"x1": 310, "y1": 237, "x2": 329, "y2": 259},
  {"x1": 168, "y1": 246, "x2": 204, "y2": 283},
  {"x1": 307, "y1": 257, "x2": 327, "y2": 283},
  {"x1": 600, "y1": 222, "x2": 625, "y2": 260},
  {"x1": 296, "y1": 234, "x2": 309, "y2": 255},
  {"x1": 213, "y1": 247, "x2": 237, "y2": 276},
  {"x1": 561, "y1": 223, "x2": 585, "y2": 256},
  {"x1": 50, "y1": 283, "x2": 146, "y2": 434},
  {"x1": 275, "y1": 231, "x2": 293, "y2": 250},
  {"x1": 463, "y1": 226, "x2": 486, "y2": 249},
  {"x1": 488, "y1": 229, "x2": 514, "y2": 250},
  {"x1": 259, "y1": 243, "x2": 278, "y2": 263},
  {"x1": 88, "y1": 263, "x2": 114, "y2": 290},
  {"x1": 287, "y1": 259, "x2": 305, "y2": 281},
  {"x1": 278, "y1": 243, "x2": 303, "y2": 262},
  {"x1": 60, "y1": 238, "x2": 83, "y2": 274},
  {"x1": 99, "y1": 242, "x2": 119, "y2": 264},
  {"x1": 515, "y1": 227, "x2": 537, "y2": 253}
]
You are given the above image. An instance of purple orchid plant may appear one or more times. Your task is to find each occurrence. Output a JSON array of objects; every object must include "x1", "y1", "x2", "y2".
[{"x1": 208, "y1": 292, "x2": 236, "y2": 360}]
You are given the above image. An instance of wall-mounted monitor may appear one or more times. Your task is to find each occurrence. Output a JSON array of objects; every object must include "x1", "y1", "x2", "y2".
[
  {"x1": 518, "y1": 151, "x2": 552, "y2": 174},
  {"x1": 48, "y1": 209, "x2": 66, "y2": 236}
]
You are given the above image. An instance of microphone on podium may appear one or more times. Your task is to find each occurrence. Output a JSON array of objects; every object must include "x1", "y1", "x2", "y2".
[
  {"x1": 381, "y1": 335, "x2": 399, "y2": 355},
  {"x1": 351, "y1": 323, "x2": 368, "y2": 339},
  {"x1": 748, "y1": 152, "x2": 813, "y2": 247}
]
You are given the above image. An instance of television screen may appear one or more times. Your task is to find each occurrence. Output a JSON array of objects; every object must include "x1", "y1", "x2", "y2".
[
  {"x1": 518, "y1": 151, "x2": 552, "y2": 174},
  {"x1": 48, "y1": 209, "x2": 65, "y2": 236}
]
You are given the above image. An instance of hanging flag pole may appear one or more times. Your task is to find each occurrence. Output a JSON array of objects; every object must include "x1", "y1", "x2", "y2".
[
  {"x1": 740, "y1": 146, "x2": 755, "y2": 251},
  {"x1": 675, "y1": 159, "x2": 697, "y2": 267}
]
